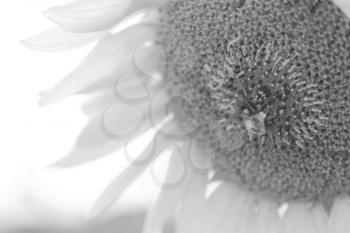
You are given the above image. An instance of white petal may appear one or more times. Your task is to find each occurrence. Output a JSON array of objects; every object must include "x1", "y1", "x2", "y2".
[
  {"x1": 53, "y1": 104, "x2": 150, "y2": 167},
  {"x1": 80, "y1": 40, "x2": 163, "y2": 100},
  {"x1": 231, "y1": 192, "x2": 257, "y2": 233},
  {"x1": 39, "y1": 25, "x2": 156, "y2": 106},
  {"x1": 149, "y1": 85, "x2": 198, "y2": 139},
  {"x1": 45, "y1": 0, "x2": 133, "y2": 33},
  {"x1": 310, "y1": 203, "x2": 329, "y2": 233},
  {"x1": 114, "y1": 73, "x2": 150, "y2": 104},
  {"x1": 334, "y1": 0, "x2": 350, "y2": 18},
  {"x1": 133, "y1": 40, "x2": 165, "y2": 81},
  {"x1": 21, "y1": 27, "x2": 106, "y2": 52},
  {"x1": 150, "y1": 145, "x2": 186, "y2": 189},
  {"x1": 256, "y1": 199, "x2": 281, "y2": 233},
  {"x1": 53, "y1": 121, "x2": 147, "y2": 167},
  {"x1": 282, "y1": 202, "x2": 317, "y2": 233},
  {"x1": 198, "y1": 182, "x2": 239, "y2": 233},
  {"x1": 45, "y1": 0, "x2": 163, "y2": 33},
  {"x1": 81, "y1": 86, "x2": 117, "y2": 117},
  {"x1": 217, "y1": 185, "x2": 249, "y2": 233},
  {"x1": 186, "y1": 141, "x2": 212, "y2": 176},
  {"x1": 88, "y1": 165, "x2": 149, "y2": 220},
  {"x1": 329, "y1": 197, "x2": 350, "y2": 233},
  {"x1": 142, "y1": 145, "x2": 188, "y2": 233},
  {"x1": 176, "y1": 172, "x2": 209, "y2": 233},
  {"x1": 81, "y1": 71, "x2": 155, "y2": 116},
  {"x1": 88, "y1": 134, "x2": 169, "y2": 219},
  {"x1": 102, "y1": 104, "x2": 146, "y2": 137}
]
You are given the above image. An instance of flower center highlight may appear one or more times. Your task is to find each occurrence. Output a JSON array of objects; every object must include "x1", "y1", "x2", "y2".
[{"x1": 159, "y1": 0, "x2": 350, "y2": 203}]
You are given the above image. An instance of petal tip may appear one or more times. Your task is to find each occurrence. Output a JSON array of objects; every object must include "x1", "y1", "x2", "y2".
[
  {"x1": 43, "y1": 8, "x2": 70, "y2": 32},
  {"x1": 20, "y1": 39, "x2": 32, "y2": 49},
  {"x1": 21, "y1": 38, "x2": 46, "y2": 52},
  {"x1": 49, "y1": 158, "x2": 69, "y2": 168},
  {"x1": 49, "y1": 150, "x2": 84, "y2": 168},
  {"x1": 39, "y1": 91, "x2": 59, "y2": 107},
  {"x1": 43, "y1": 8, "x2": 57, "y2": 19},
  {"x1": 43, "y1": 8, "x2": 55, "y2": 21},
  {"x1": 86, "y1": 197, "x2": 112, "y2": 222}
]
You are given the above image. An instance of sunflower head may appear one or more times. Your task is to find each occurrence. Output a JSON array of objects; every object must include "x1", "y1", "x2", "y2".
[
  {"x1": 25, "y1": 0, "x2": 350, "y2": 231},
  {"x1": 160, "y1": 0, "x2": 350, "y2": 202}
]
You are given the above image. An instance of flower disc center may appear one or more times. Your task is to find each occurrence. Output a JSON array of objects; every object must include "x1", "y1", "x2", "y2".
[{"x1": 160, "y1": 0, "x2": 350, "y2": 202}]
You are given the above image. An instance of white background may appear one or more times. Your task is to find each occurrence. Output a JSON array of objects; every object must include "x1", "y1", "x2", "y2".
[{"x1": 0, "y1": 1, "x2": 160, "y2": 231}]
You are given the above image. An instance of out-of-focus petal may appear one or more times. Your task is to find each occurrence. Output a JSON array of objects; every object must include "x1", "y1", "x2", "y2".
[
  {"x1": 197, "y1": 182, "x2": 238, "y2": 233},
  {"x1": 256, "y1": 199, "x2": 282, "y2": 233},
  {"x1": 216, "y1": 184, "x2": 248, "y2": 233},
  {"x1": 233, "y1": 194, "x2": 258, "y2": 233},
  {"x1": 21, "y1": 28, "x2": 106, "y2": 52},
  {"x1": 114, "y1": 73, "x2": 151, "y2": 105},
  {"x1": 310, "y1": 203, "x2": 329, "y2": 233},
  {"x1": 53, "y1": 119, "x2": 123, "y2": 167},
  {"x1": 282, "y1": 202, "x2": 317, "y2": 233},
  {"x1": 39, "y1": 25, "x2": 156, "y2": 106},
  {"x1": 142, "y1": 145, "x2": 188, "y2": 233},
  {"x1": 81, "y1": 72, "x2": 152, "y2": 117},
  {"x1": 102, "y1": 104, "x2": 146, "y2": 137},
  {"x1": 81, "y1": 86, "x2": 117, "y2": 117},
  {"x1": 45, "y1": 0, "x2": 164, "y2": 33},
  {"x1": 129, "y1": 0, "x2": 170, "y2": 10},
  {"x1": 88, "y1": 135, "x2": 169, "y2": 219},
  {"x1": 45, "y1": 0, "x2": 133, "y2": 33},
  {"x1": 87, "y1": 164, "x2": 149, "y2": 219},
  {"x1": 53, "y1": 103, "x2": 150, "y2": 167},
  {"x1": 176, "y1": 173, "x2": 208, "y2": 233},
  {"x1": 133, "y1": 39, "x2": 165, "y2": 80},
  {"x1": 329, "y1": 197, "x2": 350, "y2": 233},
  {"x1": 334, "y1": 0, "x2": 350, "y2": 18}
]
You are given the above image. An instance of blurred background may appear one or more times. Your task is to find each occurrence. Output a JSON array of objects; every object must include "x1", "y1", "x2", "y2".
[{"x1": 0, "y1": 1, "x2": 163, "y2": 232}]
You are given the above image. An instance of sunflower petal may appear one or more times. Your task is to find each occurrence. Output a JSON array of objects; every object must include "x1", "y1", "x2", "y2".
[
  {"x1": 39, "y1": 25, "x2": 156, "y2": 106},
  {"x1": 53, "y1": 104, "x2": 149, "y2": 167},
  {"x1": 334, "y1": 0, "x2": 350, "y2": 18},
  {"x1": 44, "y1": 0, "x2": 133, "y2": 33},
  {"x1": 256, "y1": 199, "x2": 281, "y2": 233},
  {"x1": 176, "y1": 173, "x2": 208, "y2": 233},
  {"x1": 21, "y1": 27, "x2": 106, "y2": 52},
  {"x1": 310, "y1": 204, "x2": 329, "y2": 233},
  {"x1": 329, "y1": 197, "x2": 350, "y2": 233},
  {"x1": 142, "y1": 145, "x2": 188, "y2": 233},
  {"x1": 199, "y1": 182, "x2": 238, "y2": 233},
  {"x1": 217, "y1": 185, "x2": 249, "y2": 233},
  {"x1": 81, "y1": 71, "x2": 152, "y2": 117},
  {"x1": 81, "y1": 86, "x2": 117, "y2": 117},
  {"x1": 52, "y1": 120, "x2": 140, "y2": 167},
  {"x1": 44, "y1": 0, "x2": 163, "y2": 33},
  {"x1": 230, "y1": 192, "x2": 257, "y2": 233},
  {"x1": 282, "y1": 202, "x2": 317, "y2": 233},
  {"x1": 88, "y1": 164, "x2": 149, "y2": 220},
  {"x1": 88, "y1": 135, "x2": 169, "y2": 219}
]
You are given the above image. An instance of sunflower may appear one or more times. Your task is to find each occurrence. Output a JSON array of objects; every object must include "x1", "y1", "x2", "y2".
[{"x1": 24, "y1": 0, "x2": 350, "y2": 232}]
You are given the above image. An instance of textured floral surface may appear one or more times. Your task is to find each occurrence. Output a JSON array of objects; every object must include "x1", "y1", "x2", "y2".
[{"x1": 23, "y1": 0, "x2": 350, "y2": 233}]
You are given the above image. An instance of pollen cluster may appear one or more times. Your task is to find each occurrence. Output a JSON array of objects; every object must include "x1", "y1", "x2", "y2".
[{"x1": 159, "y1": 0, "x2": 350, "y2": 203}]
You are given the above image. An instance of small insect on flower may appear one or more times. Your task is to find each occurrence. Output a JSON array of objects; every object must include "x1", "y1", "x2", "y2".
[
  {"x1": 24, "y1": 0, "x2": 350, "y2": 232},
  {"x1": 241, "y1": 111, "x2": 267, "y2": 140}
]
